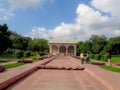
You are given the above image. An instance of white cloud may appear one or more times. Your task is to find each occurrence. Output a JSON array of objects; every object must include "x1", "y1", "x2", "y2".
[
  {"x1": 7, "y1": 0, "x2": 54, "y2": 9},
  {"x1": 91, "y1": 0, "x2": 120, "y2": 17},
  {"x1": 0, "y1": 6, "x2": 14, "y2": 22},
  {"x1": 27, "y1": 0, "x2": 120, "y2": 41}
]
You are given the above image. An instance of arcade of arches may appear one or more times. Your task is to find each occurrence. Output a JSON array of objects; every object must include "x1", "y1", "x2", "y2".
[{"x1": 49, "y1": 41, "x2": 77, "y2": 56}]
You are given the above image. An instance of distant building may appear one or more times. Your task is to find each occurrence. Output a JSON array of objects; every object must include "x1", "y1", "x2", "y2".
[{"x1": 49, "y1": 41, "x2": 77, "y2": 56}]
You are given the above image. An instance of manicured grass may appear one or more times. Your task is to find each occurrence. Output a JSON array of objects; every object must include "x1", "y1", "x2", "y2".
[
  {"x1": 111, "y1": 56, "x2": 120, "y2": 62},
  {"x1": 4, "y1": 62, "x2": 25, "y2": 69},
  {"x1": 0, "y1": 54, "x2": 17, "y2": 62},
  {"x1": 99, "y1": 65, "x2": 120, "y2": 73},
  {"x1": 92, "y1": 56, "x2": 120, "y2": 62}
]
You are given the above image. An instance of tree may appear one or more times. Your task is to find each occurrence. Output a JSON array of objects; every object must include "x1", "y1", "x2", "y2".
[
  {"x1": 89, "y1": 34, "x2": 107, "y2": 54},
  {"x1": 0, "y1": 24, "x2": 12, "y2": 53},
  {"x1": 14, "y1": 50, "x2": 24, "y2": 59},
  {"x1": 76, "y1": 41, "x2": 83, "y2": 54},
  {"x1": 105, "y1": 36, "x2": 120, "y2": 54},
  {"x1": 29, "y1": 38, "x2": 49, "y2": 55},
  {"x1": 81, "y1": 40, "x2": 91, "y2": 53},
  {"x1": 12, "y1": 36, "x2": 29, "y2": 50}
]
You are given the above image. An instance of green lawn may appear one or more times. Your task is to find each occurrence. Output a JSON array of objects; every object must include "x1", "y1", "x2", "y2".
[
  {"x1": 0, "y1": 53, "x2": 36, "y2": 63},
  {"x1": 92, "y1": 56, "x2": 120, "y2": 62},
  {"x1": 0, "y1": 54, "x2": 17, "y2": 62},
  {"x1": 111, "y1": 56, "x2": 120, "y2": 62},
  {"x1": 3, "y1": 62, "x2": 25, "y2": 69},
  {"x1": 99, "y1": 65, "x2": 120, "y2": 73}
]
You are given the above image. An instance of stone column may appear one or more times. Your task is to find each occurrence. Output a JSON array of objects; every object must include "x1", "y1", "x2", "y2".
[
  {"x1": 74, "y1": 44, "x2": 76, "y2": 56},
  {"x1": 65, "y1": 45, "x2": 68, "y2": 54},
  {"x1": 57, "y1": 45, "x2": 60, "y2": 54},
  {"x1": 49, "y1": 44, "x2": 52, "y2": 54}
]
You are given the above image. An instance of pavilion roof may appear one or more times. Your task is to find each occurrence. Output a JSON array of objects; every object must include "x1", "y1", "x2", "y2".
[{"x1": 49, "y1": 40, "x2": 77, "y2": 44}]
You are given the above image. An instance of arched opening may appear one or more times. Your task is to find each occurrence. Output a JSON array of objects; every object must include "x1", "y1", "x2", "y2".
[
  {"x1": 59, "y1": 46, "x2": 66, "y2": 54},
  {"x1": 68, "y1": 46, "x2": 74, "y2": 54},
  {"x1": 52, "y1": 45, "x2": 58, "y2": 54}
]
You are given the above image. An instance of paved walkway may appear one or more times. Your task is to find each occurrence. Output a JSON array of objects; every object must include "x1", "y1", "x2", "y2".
[
  {"x1": 0, "y1": 58, "x2": 51, "y2": 83},
  {"x1": 0, "y1": 56, "x2": 120, "y2": 90},
  {"x1": 7, "y1": 56, "x2": 107, "y2": 90},
  {"x1": 84, "y1": 64, "x2": 120, "y2": 90}
]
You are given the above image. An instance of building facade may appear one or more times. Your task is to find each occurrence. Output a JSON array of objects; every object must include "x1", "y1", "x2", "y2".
[{"x1": 49, "y1": 41, "x2": 77, "y2": 56}]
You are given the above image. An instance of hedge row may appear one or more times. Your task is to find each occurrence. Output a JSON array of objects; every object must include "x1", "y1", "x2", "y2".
[{"x1": 90, "y1": 53, "x2": 109, "y2": 61}]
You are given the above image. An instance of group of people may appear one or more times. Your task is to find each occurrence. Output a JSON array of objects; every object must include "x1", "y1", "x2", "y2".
[
  {"x1": 80, "y1": 52, "x2": 90, "y2": 64},
  {"x1": 80, "y1": 51, "x2": 112, "y2": 65}
]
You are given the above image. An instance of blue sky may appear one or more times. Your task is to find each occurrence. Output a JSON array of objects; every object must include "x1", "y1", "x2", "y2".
[{"x1": 0, "y1": 0, "x2": 120, "y2": 41}]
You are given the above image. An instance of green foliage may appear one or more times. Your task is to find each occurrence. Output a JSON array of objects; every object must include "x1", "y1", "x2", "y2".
[
  {"x1": 90, "y1": 54, "x2": 95, "y2": 59},
  {"x1": 12, "y1": 36, "x2": 29, "y2": 50},
  {"x1": 0, "y1": 24, "x2": 12, "y2": 53},
  {"x1": 24, "y1": 51, "x2": 31, "y2": 57},
  {"x1": 28, "y1": 38, "x2": 49, "y2": 54},
  {"x1": 31, "y1": 52, "x2": 36, "y2": 56},
  {"x1": 107, "y1": 36, "x2": 120, "y2": 54},
  {"x1": 95, "y1": 54, "x2": 100, "y2": 60},
  {"x1": 103, "y1": 53, "x2": 109, "y2": 61},
  {"x1": 89, "y1": 35, "x2": 107, "y2": 54},
  {"x1": 39, "y1": 51, "x2": 45, "y2": 56},
  {"x1": 99, "y1": 65, "x2": 120, "y2": 73},
  {"x1": 99, "y1": 50, "x2": 107, "y2": 56},
  {"x1": 100, "y1": 55, "x2": 104, "y2": 60},
  {"x1": 77, "y1": 41, "x2": 91, "y2": 54},
  {"x1": 14, "y1": 50, "x2": 24, "y2": 59},
  {"x1": 99, "y1": 50, "x2": 107, "y2": 60}
]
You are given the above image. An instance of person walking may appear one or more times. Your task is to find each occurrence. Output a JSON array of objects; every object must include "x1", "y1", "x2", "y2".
[
  {"x1": 86, "y1": 52, "x2": 90, "y2": 64},
  {"x1": 80, "y1": 53, "x2": 84, "y2": 64}
]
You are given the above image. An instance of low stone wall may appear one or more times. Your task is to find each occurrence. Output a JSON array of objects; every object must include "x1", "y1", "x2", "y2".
[
  {"x1": 0, "y1": 66, "x2": 38, "y2": 90},
  {"x1": 0, "y1": 57, "x2": 55, "y2": 90}
]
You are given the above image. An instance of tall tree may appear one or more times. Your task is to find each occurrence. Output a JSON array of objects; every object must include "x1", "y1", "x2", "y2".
[
  {"x1": 0, "y1": 24, "x2": 12, "y2": 53},
  {"x1": 89, "y1": 34, "x2": 107, "y2": 54},
  {"x1": 12, "y1": 36, "x2": 29, "y2": 50},
  {"x1": 28, "y1": 38, "x2": 49, "y2": 54},
  {"x1": 105, "y1": 36, "x2": 120, "y2": 54}
]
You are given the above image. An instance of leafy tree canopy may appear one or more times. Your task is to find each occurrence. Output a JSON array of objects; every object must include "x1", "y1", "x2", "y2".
[
  {"x1": 12, "y1": 36, "x2": 29, "y2": 50},
  {"x1": 0, "y1": 24, "x2": 12, "y2": 53}
]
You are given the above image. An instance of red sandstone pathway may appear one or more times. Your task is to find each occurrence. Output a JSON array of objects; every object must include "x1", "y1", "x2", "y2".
[
  {"x1": 0, "y1": 59, "x2": 51, "y2": 83},
  {"x1": 7, "y1": 56, "x2": 108, "y2": 90}
]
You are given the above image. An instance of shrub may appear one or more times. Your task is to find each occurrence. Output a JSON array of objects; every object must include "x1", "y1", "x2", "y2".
[
  {"x1": 104, "y1": 54, "x2": 109, "y2": 61},
  {"x1": 95, "y1": 54, "x2": 100, "y2": 60},
  {"x1": 99, "y1": 50, "x2": 107, "y2": 56},
  {"x1": 99, "y1": 50, "x2": 107, "y2": 61},
  {"x1": 40, "y1": 51, "x2": 45, "y2": 56},
  {"x1": 100, "y1": 55, "x2": 104, "y2": 60},
  {"x1": 14, "y1": 50, "x2": 24, "y2": 59},
  {"x1": 90, "y1": 54, "x2": 95, "y2": 59},
  {"x1": 31, "y1": 52, "x2": 36, "y2": 56},
  {"x1": 24, "y1": 51, "x2": 31, "y2": 57}
]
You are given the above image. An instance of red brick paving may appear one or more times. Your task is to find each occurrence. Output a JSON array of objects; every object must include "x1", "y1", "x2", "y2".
[
  {"x1": 84, "y1": 64, "x2": 120, "y2": 90},
  {"x1": 1, "y1": 56, "x2": 120, "y2": 90},
  {"x1": 6, "y1": 56, "x2": 108, "y2": 90},
  {"x1": 0, "y1": 59, "x2": 51, "y2": 83},
  {"x1": 8, "y1": 70, "x2": 107, "y2": 90}
]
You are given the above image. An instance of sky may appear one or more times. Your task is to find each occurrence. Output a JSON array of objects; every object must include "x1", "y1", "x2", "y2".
[{"x1": 0, "y1": 0, "x2": 120, "y2": 41}]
